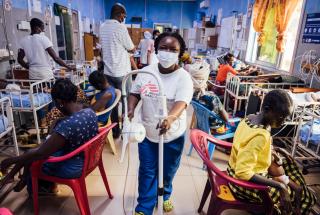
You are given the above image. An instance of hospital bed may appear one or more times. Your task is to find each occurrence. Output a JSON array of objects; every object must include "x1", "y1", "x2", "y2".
[
  {"x1": 0, "y1": 97, "x2": 19, "y2": 156},
  {"x1": 54, "y1": 63, "x2": 86, "y2": 87},
  {"x1": 245, "y1": 86, "x2": 320, "y2": 124},
  {"x1": 292, "y1": 111, "x2": 320, "y2": 174},
  {"x1": 0, "y1": 78, "x2": 54, "y2": 144},
  {"x1": 224, "y1": 73, "x2": 305, "y2": 116}
]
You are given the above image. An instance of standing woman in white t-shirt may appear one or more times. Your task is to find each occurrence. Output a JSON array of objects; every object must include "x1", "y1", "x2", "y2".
[
  {"x1": 128, "y1": 32, "x2": 193, "y2": 215},
  {"x1": 17, "y1": 18, "x2": 73, "y2": 80}
]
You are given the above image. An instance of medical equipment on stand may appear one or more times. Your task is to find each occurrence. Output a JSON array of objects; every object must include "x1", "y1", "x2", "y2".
[{"x1": 120, "y1": 70, "x2": 167, "y2": 215}]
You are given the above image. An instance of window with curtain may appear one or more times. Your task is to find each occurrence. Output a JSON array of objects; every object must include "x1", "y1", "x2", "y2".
[
  {"x1": 246, "y1": 0, "x2": 304, "y2": 72},
  {"x1": 256, "y1": 6, "x2": 278, "y2": 65}
]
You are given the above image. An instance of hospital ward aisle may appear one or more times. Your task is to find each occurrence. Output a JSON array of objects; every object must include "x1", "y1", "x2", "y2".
[{"x1": 1, "y1": 107, "x2": 320, "y2": 215}]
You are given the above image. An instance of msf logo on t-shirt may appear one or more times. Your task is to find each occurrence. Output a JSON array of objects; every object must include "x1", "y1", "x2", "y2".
[{"x1": 140, "y1": 82, "x2": 159, "y2": 98}]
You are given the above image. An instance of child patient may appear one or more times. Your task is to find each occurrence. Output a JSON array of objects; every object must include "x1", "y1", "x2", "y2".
[
  {"x1": 268, "y1": 149, "x2": 303, "y2": 214},
  {"x1": 88, "y1": 70, "x2": 116, "y2": 125}
]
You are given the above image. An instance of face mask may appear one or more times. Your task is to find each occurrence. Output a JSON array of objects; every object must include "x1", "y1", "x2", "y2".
[
  {"x1": 122, "y1": 18, "x2": 126, "y2": 24},
  {"x1": 157, "y1": 51, "x2": 179, "y2": 68},
  {"x1": 40, "y1": 32, "x2": 45, "y2": 35}
]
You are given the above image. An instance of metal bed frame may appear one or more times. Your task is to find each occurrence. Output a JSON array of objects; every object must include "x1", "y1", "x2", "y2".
[
  {"x1": 0, "y1": 78, "x2": 54, "y2": 144},
  {"x1": 292, "y1": 111, "x2": 320, "y2": 174},
  {"x1": 0, "y1": 97, "x2": 19, "y2": 156},
  {"x1": 245, "y1": 86, "x2": 320, "y2": 124},
  {"x1": 224, "y1": 73, "x2": 305, "y2": 116}
]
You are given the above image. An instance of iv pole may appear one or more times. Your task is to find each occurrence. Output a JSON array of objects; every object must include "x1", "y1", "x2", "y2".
[{"x1": 121, "y1": 70, "x2": 167, "y2": 215}]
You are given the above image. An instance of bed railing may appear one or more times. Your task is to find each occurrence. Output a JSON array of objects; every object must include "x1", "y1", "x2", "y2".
[
  {"x1": 291, "y1": 111, "x2": 320, "y2": 174},
  {"x1": 0, "y1": 78, "x2": 54, "y2": 144},
  {"x1": 0, "y1": 97, "x2": 19, "y2": 156},
  {"x1": 224, "y1": 73, "x2": 305, "y2": 116},
  {"x1": 0, "y1": 78, "x2": 54, "y2": 110},
  {"x1": 245, "y1": 86, "x2": 320, "y2": 124}
]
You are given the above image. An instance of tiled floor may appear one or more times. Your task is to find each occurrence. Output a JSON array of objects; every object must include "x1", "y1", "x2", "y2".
[{"x1": 1, "y1": 107, "x2": 319, "y2": 215}]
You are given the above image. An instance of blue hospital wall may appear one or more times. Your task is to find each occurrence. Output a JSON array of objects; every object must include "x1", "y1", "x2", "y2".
[
  {"x1": 11, "y1": 0, "x2": 106, "y2": 21},
  {"x1": 292, "y1": 0, "x2": 320, "y2": 87},
  {"x1": 196, "y1": 0, "x2": 252, "y2": 20},
  {"x1": 104, "y1": 0, "x2": 197, "y2": 29}
]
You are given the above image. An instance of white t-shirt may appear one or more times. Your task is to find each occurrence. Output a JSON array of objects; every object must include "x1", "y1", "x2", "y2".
[
  {"x1": 138, "y1": 39, "x2": 154, "y2": 65},
  {"x1": 100, "y1": 20, "x2": 135, "y2": 77},
  {"x1": 19, "y1": 34, "x2": 54, "y2": 80},
  {"x1": 131, "y1": 64, "x2": 194, "y2": 143}
]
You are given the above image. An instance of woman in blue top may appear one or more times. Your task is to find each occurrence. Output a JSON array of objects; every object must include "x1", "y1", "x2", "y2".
[
  {"x1": 89, "y1": 70, "x2": 116, "y2": 125},
  {"x1": 0, "y1": 79, "x2": 99, "y2": 193}
]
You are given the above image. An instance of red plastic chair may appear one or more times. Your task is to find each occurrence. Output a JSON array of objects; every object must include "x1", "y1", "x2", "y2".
[
  {"x1": 0, "y1": 208, "x2": 13, "y2": 215},
  {"x1": 190, "y1": 129, "x2": 274, "y2": 215},
  {"x1": 30, "y1": 124, "x2": 116, "y2": 215}
]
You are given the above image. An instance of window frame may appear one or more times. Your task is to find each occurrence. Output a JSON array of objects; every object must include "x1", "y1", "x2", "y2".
[{"x1": 245, "y1": 0, "x2": 306, "y2": 73}]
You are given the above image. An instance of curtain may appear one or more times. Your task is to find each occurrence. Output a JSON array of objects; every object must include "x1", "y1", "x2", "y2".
[
  {"x1": 252, "y1": 0, "x2": 272, "y2": 45},
  {"x1": 274, "y1": 0, "x2": 299, "y2": 52}
]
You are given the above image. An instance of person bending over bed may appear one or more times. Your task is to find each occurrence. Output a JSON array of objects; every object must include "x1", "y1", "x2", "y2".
[
  {"x1": 227, "y1": 89, "x2": 316, "y2": 215},
  {"x1": 17, "y1": 18, "x2": 74, "y2": 80},
  {"x1": 89, "y1": 70, "x2": 116, "y2": 125},
  {"x1": 0, "y1": 79, "x2": 98, "y2": 194},
  {"x1": 216, "y1": 53, "x2": 256, "y2": 85}
]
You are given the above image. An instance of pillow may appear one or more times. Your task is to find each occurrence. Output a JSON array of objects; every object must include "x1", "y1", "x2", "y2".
[{"x1": 5, "y1": 84, "x2": 21, "y2": 95}]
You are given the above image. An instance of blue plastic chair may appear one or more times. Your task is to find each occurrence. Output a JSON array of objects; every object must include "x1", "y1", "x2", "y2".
[
  {"x1": 188, "y1": 100, "x2": 240, "y2": 160},
  {"x1": 83, "y1": 82, "x2": 97, "y2": 97}
]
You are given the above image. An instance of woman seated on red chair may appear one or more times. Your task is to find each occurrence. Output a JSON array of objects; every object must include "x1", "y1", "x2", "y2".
[
  {"x1": 0, "y1": 79, "x2": 99, "y2": 194},
  {"x1": 227, "y1": 89, "x2": 316, "y2": 215}
]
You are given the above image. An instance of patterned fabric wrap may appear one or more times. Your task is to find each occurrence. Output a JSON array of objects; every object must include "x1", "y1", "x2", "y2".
[
  {"x1": 227, "y1": 158, "x2": 316, "y2": 215},
  {"x1": 46, "y1": 88, "x2": 89, "y2": 129}
]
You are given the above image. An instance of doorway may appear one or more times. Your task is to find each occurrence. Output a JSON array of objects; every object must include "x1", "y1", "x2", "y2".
[{"x1": 53, "y1": 3, "x2": 80, "y2": 61}]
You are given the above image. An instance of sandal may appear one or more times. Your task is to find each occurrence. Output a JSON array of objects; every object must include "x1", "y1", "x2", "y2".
[{"x1": 163, "y1": 199, "x2": 174, "y2": 213}]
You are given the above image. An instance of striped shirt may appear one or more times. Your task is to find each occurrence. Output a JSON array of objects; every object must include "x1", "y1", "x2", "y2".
[{"x1": 100, "y1": 19, "x2": 134, "y2": 77}]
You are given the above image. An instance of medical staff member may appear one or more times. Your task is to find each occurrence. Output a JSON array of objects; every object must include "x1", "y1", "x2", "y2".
[
  {"x1": 18, "y1": 18, "x2": 73, "y2": 80},
  {"x1": 128, "y1": 32, "x2": 193, "y2": 215},
  {"x1": 100, "y1": 3, "x2": 135, "y2": 138},
  {"x1": 138, "y1": 31, "x2": 155, "y2": 67}
]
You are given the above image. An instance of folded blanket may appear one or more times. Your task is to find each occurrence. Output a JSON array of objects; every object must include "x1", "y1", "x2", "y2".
[{"x1": 0, "y1": 93, "x2": 51, "y2": 108}]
